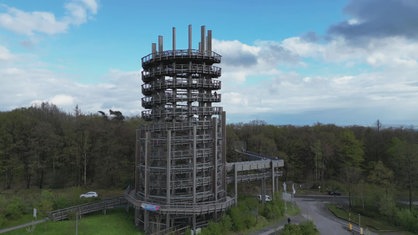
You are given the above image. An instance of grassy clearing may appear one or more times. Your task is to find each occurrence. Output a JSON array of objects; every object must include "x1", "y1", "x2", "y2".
[
  {"x1": 0, "y1": 187, "x2": 125, "y2": 225},
  {"x1": 326, "y1": 204, "x2": 401, "y2": 232},
  {"x1": 4, "y1": 209, "x2": 142, "y2": 235}
]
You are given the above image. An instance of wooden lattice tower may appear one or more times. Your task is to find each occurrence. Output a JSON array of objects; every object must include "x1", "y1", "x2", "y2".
[{"x1": 134, "y1": 25, "x2": 232, "y2": 234}]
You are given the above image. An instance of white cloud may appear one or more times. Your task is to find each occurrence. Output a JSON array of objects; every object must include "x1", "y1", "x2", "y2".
[
  {"x1": 363, "y1": 37, "x2": 418, "y2": 68},
  {"x1": 0, "y1": 46, "x2": 139, "y2": 116},
  {"x1": 50, "y1": 94, "x2": 75, "y2": 106},
  {"x1": 0, "y1": 45, "x2": 14, "y2": 60},
  {"x1": 1, "y1": 14, "x2": 418, "y2": 125},
  {"x1": 0, "y1": 0, "x2": 99, "y2": 35},
  {"x1": 81, "y1": 0, "x2": 99, "y2": 14},
  {"x1": 65, "y1": 0, "x2": 99, "y2": 25},
  {"x1": 211, "y1": 34, "x2": 418, "y2": 125}
]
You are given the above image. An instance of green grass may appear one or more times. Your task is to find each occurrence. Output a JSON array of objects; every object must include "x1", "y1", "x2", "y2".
[
  {"x1": 4, "y1": 209, "x2": 143, "y2": 235},
  {"x1": 326, "y1": 204, "x2": 401, "y2": 231}
]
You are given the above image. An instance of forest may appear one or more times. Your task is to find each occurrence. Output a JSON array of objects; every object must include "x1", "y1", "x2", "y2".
[
  {"x1": 0, "y1": 103, "x2": 142, "y2": 190},
  {"x1": 0, "y1": 103, "x2": 417, "y2": 232}
]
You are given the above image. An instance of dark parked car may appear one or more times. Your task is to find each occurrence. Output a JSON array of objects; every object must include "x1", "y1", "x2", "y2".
[{"x1": 328, "y1": 191, "x2": 341, "y2": 196}]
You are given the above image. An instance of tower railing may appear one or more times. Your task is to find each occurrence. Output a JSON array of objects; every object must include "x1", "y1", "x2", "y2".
[
  {"x1": 141, "y1": 49, "x2": 221, "y2": 65},
  {"x1": 141, "y1": 80, "x2": 221, "y2": 94}
]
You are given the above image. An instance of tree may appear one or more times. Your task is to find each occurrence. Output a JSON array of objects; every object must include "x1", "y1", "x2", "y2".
[
  {"x1": 367, "y1": 160, "x2": 393, "y2": 195},
  {"x1": 225, "y1": 125, "x2": 242, "y2": 162},
  {"x1": 311, "y1": 140, "x2": 324, "y2": 184},
  {"x1": 247, "y1": 133, "x2": 277, "y2": 157},
  {"x1": 0, "y1": 112, "x2": 20, "y2": 189},
  {"x1": 338, "y1": 130, "x2": 364, "y2": 209},
  {"x1": 388, "y1": 137, "x2": 418, "y2": 211},
  {"x1": 339, "y1": 130, "x2": 364, "y2": 168}
]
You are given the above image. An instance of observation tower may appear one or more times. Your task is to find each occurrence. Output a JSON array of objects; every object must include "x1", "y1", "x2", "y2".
[{"x1": 132, "y1": 25, "x2": 233, "y2": 233}]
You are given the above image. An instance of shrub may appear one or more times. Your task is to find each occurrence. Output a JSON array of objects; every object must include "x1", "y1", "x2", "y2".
[
  {"x1": 395, "y1": 208, "x2": 418, "y2": 233},
  {"x1": 5, "y1": 198, "x2": 25, "y2": 220},
  {"x1": 260, "y1": 194, "x2": 285, "y2": 219},
  {"x1": 220, "y1": 214, "x2": 232, "y2": 232},
  {"x1": 229, "y1": 197, "x2": 260, "y2": 231},
  {"x1": 36, "y1": 190, "x2": 54, "y2": 217},
  {"x1": 0, "y1": 214, "x2": 5, "y2": 227},
  {"x1": 200, "y1": 221, "x2": 222, "y2": 235},
  {"x1": 281, "y1": 220, "x2": 319, "y2": 235},
  {"x1": 281, "y1": 223, "x2": 302, "y2": 235},
  {"x1": 300, "y1": 221, "x2": 319, "y2": 235},
  {"x1": 229, "y1": 206, "x2": 245, "y2": 231},
  {"x1": 378, "y1": 194, "x2": 396, "y2": 218}
]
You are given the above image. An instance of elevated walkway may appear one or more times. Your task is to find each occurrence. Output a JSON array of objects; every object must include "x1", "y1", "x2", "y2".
[
  {"x1": 126, "y1": 150, "x2": 283, "y2": 213},
  {"x1": 125, "y1": 191, "x2": 235, "y2": 215},
  {"x1": 226, "y1": 150, "x2": 284, "y2": 203},
  {"x1": 48, "y1": 197, "x2": 127, "y2": 221}
]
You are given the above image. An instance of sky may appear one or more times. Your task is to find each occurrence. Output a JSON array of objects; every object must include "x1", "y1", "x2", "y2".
[{"x1": 1, "y1": 0, "x2": 418, "y2": 127}]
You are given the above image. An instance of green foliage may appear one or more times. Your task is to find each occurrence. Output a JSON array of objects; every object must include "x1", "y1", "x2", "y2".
[
  {"x1": 227, "y1": 196, "x2": 261, "y2": 231},
  {"x1": 260, "y1": 194, "x2": 285, "y2": 219},
  {"x1": 201, "y1": 196, "x2": 286, "y2": 234},
  {"x1": 387, "y1": 137, "x2": 418, "y2": 211},
  {"x1": 220, "y1": 214, "x2": 233, "y2": 232},
  {"x1": 4, "y1": 197, "x2": 25, "y2": 220},
  {"x1": 0, "y1": 104, "x2": 141, "y2": 189},
  {"x1": 0, "y1": 195, "x2": 6, "y2": 227},
  {"x1": 339, "y1": 129, "x2": 364, "y2": 168},
  {"x1": 300, "y1": 221, "x2": 319, "y2": 235},
  {"x1": 200, "y1": 221, "x2": 223, "y2": 235},
  {"x1": 395, "y1": 208, "x2": 418, "y2": 233},
  {"x1": 4, "y1": 209, "x2": 142, "y2": 235},
  {"x1": 0, "y1": 214, "x2": 5, "y2": 228},
  {"x1": 281, "y1": 223, "x2": 302, "y2": 235},
  {"x1": 36, "y1": 190, "x2": 55, "y2": 217},
  {"x1": 378, "y1": 193, "x2": 397, "y2": 218},
  {"x1": 367, "y1": 161, "x2": 393, "y2": 188},
  {"x1": 281, "y1": 221, "x2": 319, "y2": 235},
  {"x1": 228, "y1": 206, "x2": 244, "y2": 231}
]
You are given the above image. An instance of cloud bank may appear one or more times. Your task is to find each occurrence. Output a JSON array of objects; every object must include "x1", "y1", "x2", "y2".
[
  {"x1": 1, "y1": 0, "x2": 418, "y2": 126},
  {"x1": 328, "y1": 0, "x2": 418, "y2": 42},
  {"x1": 0, "y1": 0, "x2": 98, "y2": 35}
]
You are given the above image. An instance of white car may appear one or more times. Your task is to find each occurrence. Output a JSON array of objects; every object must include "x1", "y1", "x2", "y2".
[
  {"x1": 257, "y1": 194, "x2": 272, "y2": 202},
  {"x1": 80, "y1": 191, "x2": 98, "y2": 198}
]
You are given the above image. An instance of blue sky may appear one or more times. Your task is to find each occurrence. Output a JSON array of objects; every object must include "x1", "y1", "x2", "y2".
[{"x1": 1, "y1": 0, "x2": 418, "y2": 127}]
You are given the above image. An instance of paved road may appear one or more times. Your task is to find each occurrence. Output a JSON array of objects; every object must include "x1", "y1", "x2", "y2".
[
  {"x1": 295, "y1": 197, "x2": 378, "y2": 235},
  {"x1": 295, "y1": 197, "x2": 353, "y2": 235}
]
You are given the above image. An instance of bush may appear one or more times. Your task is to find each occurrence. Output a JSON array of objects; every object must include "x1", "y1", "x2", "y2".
[
  {"x1": 200, "y1": 221, "x2": 223, "y2": 235},
  {"x1": 259, "y1": 194, "x2": 285, "y2": 220},
  {"x1": 5, "y1": 198, "x2": 25, "y2": 220},
  {"x1": 281, "y1": 221, "x2": 319, "y2": 235},
  {"x1": 229, "y1": 206, "x2": 245, "y2": 231},
  {"x1": 300, "y1": 221, "x2": 319, "y2": 235},
  {"x1": 281, "y1": 223, "x2": 302, "y2": 235},
  {"x1": 395, "y1": 208, "x2": 418, "y2": 233},
  {"x1": 0, "y1": 214, "x2": 5, "y2": 227},
  {"x1": 378, "y1": 194, "x2": 396, "y2": 218},
  {"x1": 220, "y1": 214, "x2": 232, "y2": 232},
  {"x1": 36, "y1": 190, "x2": 54, "y2": 217},
  {"x1": 200, "y1": 195, "x2": 287, "y2": 234},
  {"x1": 229, "y1": 197, "x2": 259, "y2": 231},
  {"x1": 0, "y1": 195, "x2": 6, "y2": 225}
]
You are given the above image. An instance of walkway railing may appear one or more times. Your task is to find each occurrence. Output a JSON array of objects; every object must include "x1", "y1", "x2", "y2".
[
  {"x1": 125, "y1": 191, "x2": 235, "y2": 216},
  {"x1": 48, "y1": 197, "x2": 127, "y2": 221}
]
